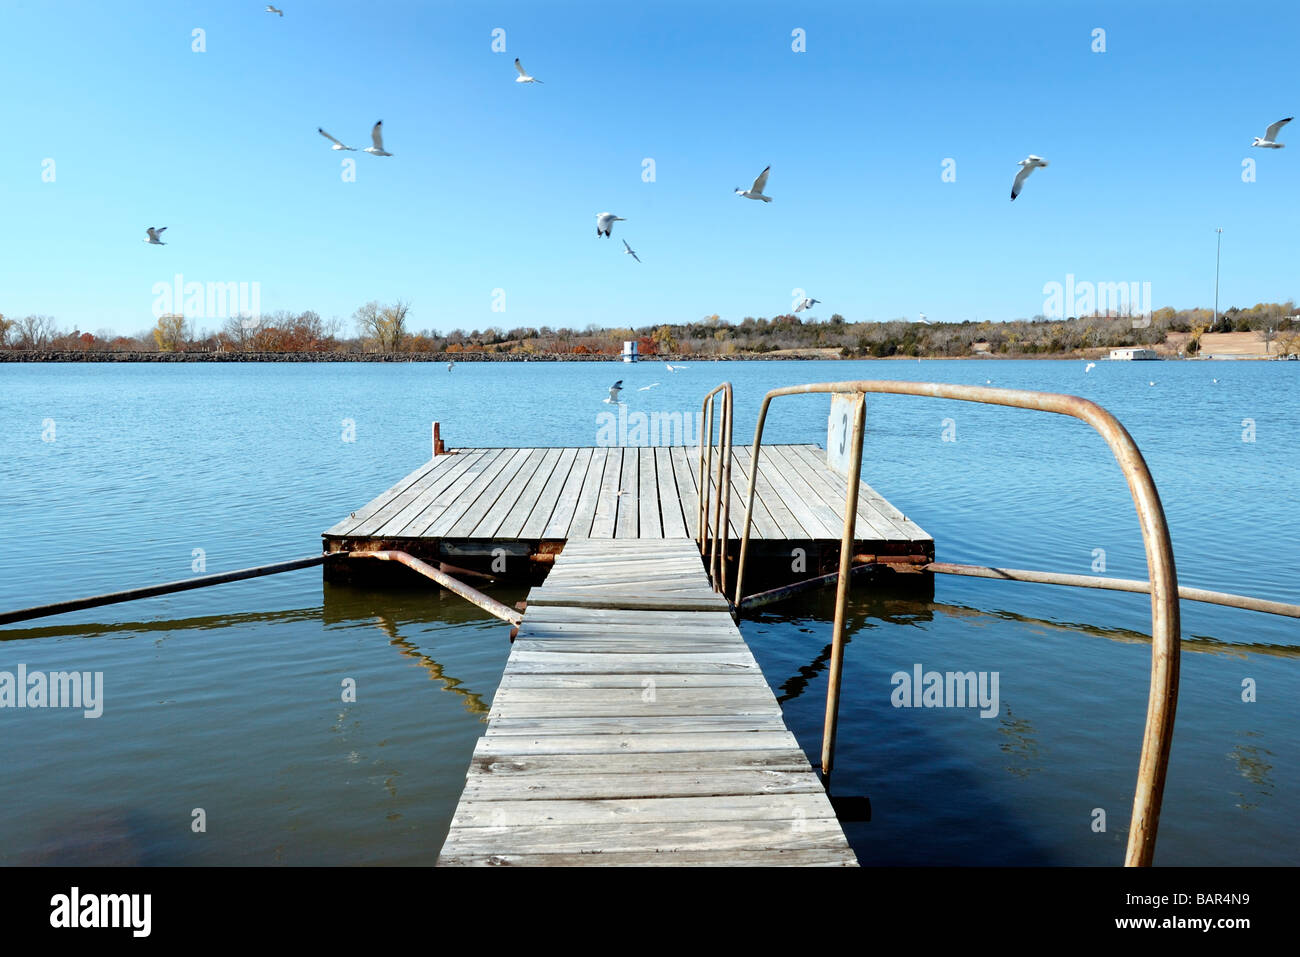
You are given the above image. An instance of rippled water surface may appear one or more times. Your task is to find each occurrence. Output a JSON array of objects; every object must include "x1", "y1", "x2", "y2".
[{"x1": 1, "y1": 359, "x2": 1295, "y2": 865}]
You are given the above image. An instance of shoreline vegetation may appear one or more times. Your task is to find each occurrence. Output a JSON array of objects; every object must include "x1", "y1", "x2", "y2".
[{"x1": 2, "y1": 301, "x2": 1297, "y2": 361}]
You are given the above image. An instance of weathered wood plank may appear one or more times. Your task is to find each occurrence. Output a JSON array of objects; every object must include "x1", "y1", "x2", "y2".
[
  {"x1": 655, "y1": 447, "x2": 688, "y2": 539},
  {"x1": 452, "y1": 793, "x2": 838, "y2": 827},
  {"x1": 589, "y1": 448, "x2": 624, "y2": 539},
  {"x1": 472, "y1": 729, "x2": 801, "y2": 755},
  {"x1": 637, "y1": 447, "x2": 663, "y2": 539},
  {"x1": 614, "y1": 446, "x2": 640, "y2": 539},
  {"x1": 440, "y1": 818, "x2": 852, "y2": 855},
  {"x1": 459, "y1": 771, "x2": 827, "y2": 802},
  {"x1": 538, "y1": 447, "x2": 592, "y2": 539},
  {"x1": 438, "y1": 848, "x2": 857, "y2": 867},
  {"x1": 471, "y1": 447, "x2": 551, "y2": 539},
  {"x1": 468, "y1": 748, "x2": 814, "y2": 774},
  {"x1": 327, "y1": 452, "x2": 466, "y2": 537},
  {"x1": 497, "y1": 447, "x2": 566, "y2": 539}
]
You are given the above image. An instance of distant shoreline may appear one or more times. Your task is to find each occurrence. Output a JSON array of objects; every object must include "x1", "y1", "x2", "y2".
[
  {"x1": 0, "y1": 350, "x2": 1278, "y2": 363},
  {"x1": 4, "y1": 350, "x2": 1058, "y2": 362}
]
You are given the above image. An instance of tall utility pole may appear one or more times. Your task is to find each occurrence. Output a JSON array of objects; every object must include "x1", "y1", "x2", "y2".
[{"x1": 1214, "y1": 228, "x2": 1223, "y2": 330}]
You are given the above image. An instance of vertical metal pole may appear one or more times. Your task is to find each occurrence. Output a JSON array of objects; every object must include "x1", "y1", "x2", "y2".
[
  {"x1": 718, "y1": 389, "x2": 733, "y2": 595},
  {"x1": 821, "y1": 395, "x2": 866, "y2": 778},
  {"x1": 698, "y1": 397, "x2": 715, "y2": 555},
  {"x1": 1214, "y1": 228, "x2": 1223, "y2": 330},
  {"x1": 732, "y1": 397, "x2": 772, "y2": 607},
  {"x1": 708, "y1": 410, "x2": 724, "y2": 591}
]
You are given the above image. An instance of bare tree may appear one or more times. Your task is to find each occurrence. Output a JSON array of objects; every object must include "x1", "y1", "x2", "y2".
[
  {"x1": 16, "y1": 315, "x2": 57, "y2": 350},
  {"x1": 1258, "y1": 325, "x2": 1277, "y2": 355},
  {"x1": 354, "y1": 300, "x2": 410, "y2": 351}
]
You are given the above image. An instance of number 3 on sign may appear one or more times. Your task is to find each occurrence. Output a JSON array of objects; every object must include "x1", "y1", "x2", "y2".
[{"x1": 826, "y1": 393, "x2": 862, "y2": 478}]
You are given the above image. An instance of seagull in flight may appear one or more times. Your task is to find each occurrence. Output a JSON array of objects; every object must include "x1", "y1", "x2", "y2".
[
  {"x1": 144, "y1": 226, "x2": 167, "y2": 245},
  {"x1": 605, "y1": 380, "x2": 624, "y2": 403},
  {"x1": 318, "y1": 128, "x2": 355, "y2": 151},
  {"x1": 1011, "y1": 155, "x2": 1049, "y2": 201},
  {"x1": 1085, "y1": 362, "x2": 1096, "y2": 372},
  {"x1": 638, "y1": 382, "x2": 660, "y2": 391},
  {"x1": 917, "y1": 313, "x2": 931, "y2": 324},
  {"x1": 1252, "y1": 117, "x2": 1292, "y2": 148},
  {"x1": 363, "y1": 121, "x2": 392, "y2": 156},
  {"x1": 735, "y1": 166, "x2": 772, "y2": 202},
  {"x1": 794, "y1": 297, "x2": 820, "y2": 312},
  {"x1": 514, "y1": 58, "x2": 543, "y2": 84},
  {"x1": 596, "y1": 213, "x2": 625, "y2": 238},
  {"x1": 265, "y1": 5, "x2": 283, "y2": 15},
  {"x1": 621, "y1": 239, "x2": 641, "y2": 262}
]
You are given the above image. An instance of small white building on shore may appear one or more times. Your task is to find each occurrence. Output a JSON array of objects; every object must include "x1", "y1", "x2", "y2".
[
  {"x1": 622, "y1": 340, "x2": 638, "y2": 363},
  {"x1": 1108, "y1": 347, "x2": 1159, "y2": 361}
]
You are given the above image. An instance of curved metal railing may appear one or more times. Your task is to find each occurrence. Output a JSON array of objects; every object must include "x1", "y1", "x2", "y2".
[
  {"x1": 697, "y1": 384, "x2": 733, "y2": 593},
  {"x1": 732, "y1": 380, "x2": 1180, "y2": 868}
]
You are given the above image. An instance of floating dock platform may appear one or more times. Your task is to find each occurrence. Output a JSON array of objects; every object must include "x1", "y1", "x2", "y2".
[
  {"x1": 324, "y1": 444, "x2": 933, "y2": 586},
  {"x1": 323, "y1": 436, "x2": 934, "y2": 866}
]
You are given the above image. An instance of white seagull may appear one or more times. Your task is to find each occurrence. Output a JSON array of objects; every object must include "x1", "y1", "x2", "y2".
[
  {"x1": 917, "y1": 313, "x2": 931, "y2": 324},
  {"x1": 1011, "y1": 155, "x2": 1049, "y2": 201},
  {"x1": 364, "y1": 121, "x2": 392, "y2": 156},
  {"x1": 1252, "y1": 117, "x2": 1292, "y2": 149},
  {"x1": 318, "y1": 128, "x2": 355, "y2": 151},
  {"x1": 638, "y1": 383, "x2": 660, "y2": 391},
  {"x1": 605, "y1": 380, "x2": 624, "y2": 403},
  {"x1": 144, "y1": 226, "x2": 167, "y2": 245},
  {"x1": 736, "y1": 166, "x2": 772, "y2": 202},
  {"x1": 266, "y1": 5, "x2": 283, "y2": 16},
  {"x1": 514, "y1": 59, "x2": 543, "y2": 84},
  {"x1": 596, "y1": 213, "x2": 625, "y2": 238},
  {"x1": 622, "y1": 239, "x2": 641, "y2": 262},
  {"x1": 794, "y1": 297, "x2": 820, "y2": 312},
  {"x1": 1085, "y1": 361, "x2": 1096, "y2": 372}
]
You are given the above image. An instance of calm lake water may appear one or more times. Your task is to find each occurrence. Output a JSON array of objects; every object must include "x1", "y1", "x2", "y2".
[{"x1": 0, "y1": 359, "x2": 1295, "y2": 865}]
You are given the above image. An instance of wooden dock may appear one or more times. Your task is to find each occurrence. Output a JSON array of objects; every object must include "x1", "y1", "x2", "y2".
[
  {"x1": 325, "y1": 437, "x2": 934, "y2": 865},
  {"x1": 436, "y1": 537, "x2": 859, "y2": 866},
  {"x1": 324, "y1": 444, "x2": 932, "y2": 582}
]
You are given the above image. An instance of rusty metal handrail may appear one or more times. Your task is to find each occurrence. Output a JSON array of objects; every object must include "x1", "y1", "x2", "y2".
[
  {"x1": 696, "y1": 384, "x2": 733, "y2": 593},
  {"x1": 732, "y1": 380, "x2": 1180, "y2": 868},
  {"x1": 348, "y1": 551, "x2": 523, "y2": 625},
  {"x1": 926, "y1": 562, "x2": 1300, "y2": 617},
  {"x1": 0, "y1": 554, "x2": 330, "y2": 627}
]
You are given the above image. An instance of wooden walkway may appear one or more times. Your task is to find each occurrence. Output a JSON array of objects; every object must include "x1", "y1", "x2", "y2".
[
  {"x1": 437, "y1": 538, "x2": 859, "y2": 866},
  {"x1": 324, "y1": 444, "x2": 931, "y2": 547}
]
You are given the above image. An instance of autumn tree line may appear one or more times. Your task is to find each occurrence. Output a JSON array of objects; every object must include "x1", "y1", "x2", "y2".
[{"x1": 2, "y1": 300, "x2": 1297, "y2": 358}]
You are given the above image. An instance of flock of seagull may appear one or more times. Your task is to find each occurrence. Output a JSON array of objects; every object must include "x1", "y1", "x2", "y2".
[{"x1": 141, "y1": 7, "x2": 1295, "y2": 343}]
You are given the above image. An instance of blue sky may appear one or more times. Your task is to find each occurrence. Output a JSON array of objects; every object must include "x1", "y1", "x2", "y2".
[{"x1": 1, "y1": 0, "x2": 1296, "y2": 336}]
